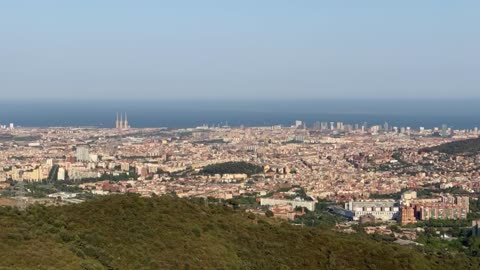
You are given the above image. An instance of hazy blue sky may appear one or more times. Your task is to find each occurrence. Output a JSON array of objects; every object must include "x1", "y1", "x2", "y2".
[{"x1": 1, "y1": 1, "x2": 479, "y2": 100}]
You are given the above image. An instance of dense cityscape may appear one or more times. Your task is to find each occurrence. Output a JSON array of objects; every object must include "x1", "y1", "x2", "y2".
[
  {"x1": 1, "y1": 115, "x2": 479, "y2": 251},
  {"x1": 3, "y1": 1, "x2": 480, "y2": 268}
]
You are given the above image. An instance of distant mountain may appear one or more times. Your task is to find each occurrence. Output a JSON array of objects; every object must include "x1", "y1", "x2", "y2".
[
  {"x1": 421, "y1": 137, "x2": 480, "y2": 155},
  {"x1": 0, "y1": 195, "x2": 478, "y2": 269}
]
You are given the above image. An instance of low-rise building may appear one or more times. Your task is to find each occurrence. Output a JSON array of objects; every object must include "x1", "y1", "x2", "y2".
[
  {"x1": 414, "y1": 196, "x2": 469, "y2": 220},
  {"x1": 260, "y1": 198, "x2": 316, "y2": 211},
  {"x1": 344, "y1": 200, "x2": 399, "y2": 221}
]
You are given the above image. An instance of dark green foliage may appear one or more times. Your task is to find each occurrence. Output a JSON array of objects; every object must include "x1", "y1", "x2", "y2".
[
  {"x1": 370, "y1": 191, "x2": 403, "y2": 200},
  {"x1": 293, "y1": 202, "x2": 347, "y2": 229},
  {"x1": 227, "y1": 195, "x2": 259, "y2": 209},
  {"x1": 469, "y1": 197, "x2": 480, "y2": 220},
  {"x1": 17, "y1": 181, "x2": 83, "y2": 198},
  {"x1": 202, "y1": 161, "x2": 263, "y2": 176},
  {"x1": 65, "y1": 169, "x2": 136, "y2": 183},
  {"x1": 421, "y1": 218, "x2": 471, "y2": 228},
  {"x1": 0, "y1": 195, "x2": 479, "y2": 269},
  {"x1": 0, "y1": 134, "x2": 42, "y2": 142},
  {"x1": 47, "y1": 165, "x2": 59, "y2": 181},
  {"x1": 421, "y1": 137, "x2": 480, "y2": 155}
]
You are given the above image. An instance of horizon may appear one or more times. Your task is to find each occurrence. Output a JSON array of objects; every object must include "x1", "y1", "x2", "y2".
[
  {"x1": 2, "y1": 97, "x2": 480, "y2": 102},
  {"x1": 0, "y1": 98, "x2": 478, "y2": 129}
]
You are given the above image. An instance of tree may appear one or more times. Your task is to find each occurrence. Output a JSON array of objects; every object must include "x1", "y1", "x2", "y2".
[{"x1": 265, "y1": 210, "x2": 274, "y2": 218}]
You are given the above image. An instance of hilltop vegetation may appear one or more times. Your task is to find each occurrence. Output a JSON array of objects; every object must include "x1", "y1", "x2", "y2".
[
  {"x1": 202, "y1": 161, "x2": 263, "y2": 176},
  {"x1": 421, "y1": 137, "x2": 480, "y2": 155},
  {"x1": 0, "y1": 194, "x2": 479, "y2": 269}
]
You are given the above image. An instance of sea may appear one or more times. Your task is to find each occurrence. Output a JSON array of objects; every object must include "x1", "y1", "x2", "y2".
[{"x1": 0, "y1": 99, "x2": 479, "y2": 130}]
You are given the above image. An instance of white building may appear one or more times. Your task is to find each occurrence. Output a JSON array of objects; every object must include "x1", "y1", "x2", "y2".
[
  {"x1": 401, "y1": 190, "x2": 417, "y2": 207},
  {"x1": 344, "y1": 200, "x2": 399, "y2": 221},
  {"x1": 75, "y1": 147, "x2": 90, "y2": 162},
  {"x1": 57, "y1": 168, "x2": 66, "y2": 181},
  {"x1": 68, "y1": 168, "x2": 99, "y2": 180},
  {"x1": 261, "y1": 198, "x2": 316, "y2": 211},
  {"x1": 48, "y1": 192, "x2": 77, "y2": 199},
  {"x1": 295, "y1": 120, "x2": 303, "y2": 128}
]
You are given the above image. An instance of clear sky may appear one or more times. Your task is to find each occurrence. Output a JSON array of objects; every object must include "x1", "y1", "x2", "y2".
[{"x1": 1, "y1": 1, "x2": 479, "y2": 100}]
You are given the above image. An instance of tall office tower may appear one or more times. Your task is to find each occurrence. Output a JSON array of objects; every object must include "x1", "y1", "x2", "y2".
[
  {"x1": 295, "y1": 120, "x2": 303, "y2": 128},
  {"x1": 383, "y1": 122, "x2": 389, "y2": 132},
  {"x1": 75, "y1": 147, "x2": 90, "y2": 162},
  {"x1": 441, "y1": 124, "x2": 448, "y2": 137},
  {"x1": 321, "y1": 122, "x2": 328, "y2": 130},
  {"x1": 362, "y1": 122, "x2": 368, "y2": 131},
  {"x1": 336, "y1": 122, "x2": 344, "y2": 131},
  {"x1": 313, "y1": 121, "x2": 321, "y2": 130},
  {"x1": 330, "y1": 122, "x2": 335, "y2": 130},
  {"x1": 354, "y1": 123, "x2": 359, "y2": 130}
]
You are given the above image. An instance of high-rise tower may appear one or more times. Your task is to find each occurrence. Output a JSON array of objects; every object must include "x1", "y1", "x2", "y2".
[
  {"x1": 124, "y1": 113, "x2": 129, "y2": 129},
  {"x1": 441, "y1": 124, "x2": 448, "y2": 137}
]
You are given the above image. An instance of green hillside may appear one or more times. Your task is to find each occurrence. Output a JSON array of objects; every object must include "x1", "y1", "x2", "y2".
[
  {"x1": 0, "y1": 194, "x2": 478, "y2": 270},
  {"x1": 421, "y1": 137, "x2": 480, "y2": 155}
]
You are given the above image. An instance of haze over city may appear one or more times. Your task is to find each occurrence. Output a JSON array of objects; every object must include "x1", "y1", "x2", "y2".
[
  {"x1": 1, "y1": 1, "x2": 479, "y2": 100},
  {"x1": 1, "y1": 2, "x2": 480, "y2": 270}
]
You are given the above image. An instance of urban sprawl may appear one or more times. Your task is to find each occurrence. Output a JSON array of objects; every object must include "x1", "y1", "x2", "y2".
[{"x1": 1, "y1": 117, "x2": 480, "y2": 243}]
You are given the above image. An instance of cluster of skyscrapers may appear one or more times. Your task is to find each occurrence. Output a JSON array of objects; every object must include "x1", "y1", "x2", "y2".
[
  {"x1": 0, "y1": 123, "x2": 15, "y2": 130},
  {"x1": 304, "y1": 120, "x2": 478, "y2": 137},
  {"x1": 309, "y1": 121, "x2": 380, "y2": 133}
]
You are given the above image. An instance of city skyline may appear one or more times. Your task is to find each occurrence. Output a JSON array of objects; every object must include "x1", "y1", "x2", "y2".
[
  {"x1": 0, "y1": 98, "x2": 479, "y2": 129},
  {"x1": 2, "y1": 1, "x2": 480, "y2": 269}
]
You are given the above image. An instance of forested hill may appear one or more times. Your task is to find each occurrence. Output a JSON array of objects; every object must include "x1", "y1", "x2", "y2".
[
  {"x1": 0, "y1": 195, "x2": 479, "y2": 270},
  {"x1": 421, "y1": 137, "x2": 480, "y2": 155}
]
